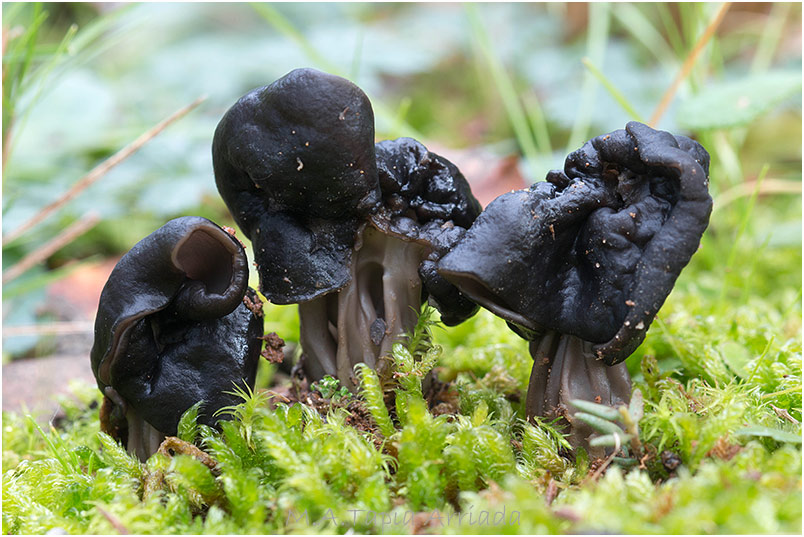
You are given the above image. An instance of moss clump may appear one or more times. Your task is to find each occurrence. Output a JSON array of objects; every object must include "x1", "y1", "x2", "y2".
[{"x1": 3, "y1": 297, "x2": 801, "y2": 534}]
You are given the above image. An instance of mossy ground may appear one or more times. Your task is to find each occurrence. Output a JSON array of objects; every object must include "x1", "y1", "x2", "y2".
[{"x1": 3, "y1": 220, "x2": 802, "y2": 534}]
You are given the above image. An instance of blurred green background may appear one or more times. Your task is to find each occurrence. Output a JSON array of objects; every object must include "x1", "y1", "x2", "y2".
[{"x1": 2, "y1": 2, "x2": 801, "y2": 363}]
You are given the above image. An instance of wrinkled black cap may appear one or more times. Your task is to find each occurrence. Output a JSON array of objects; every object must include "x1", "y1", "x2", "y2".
[
  {"x1": 373, "y1": 138, "x2": 481, "y2": 233},
  {"x1": 213, "y1": 68, "x2": 381, "y2": 304},
  {"x1": 90, "y1": 216, "x2": 263, "y2": 434},
  {"x1": 372, "y1": 138, "x2": 483, "y2": 325},
  {"x1": 214, "y1": 70, "x2": 483, "y2": 325},
  {"x1": 439, "y1": 122, "x2": 712, "y2": 364}
]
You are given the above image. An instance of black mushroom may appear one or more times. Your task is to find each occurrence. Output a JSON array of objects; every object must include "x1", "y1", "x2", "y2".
[
  {"x1": 213, "y1": 68, "x2": 481, "y2": 388},
  {"x1": 90, "y1": 216, "x2": 264, "y2": 461},
  {"x1": 438, "y1": 122, "x2": 713, "y2": 448}
]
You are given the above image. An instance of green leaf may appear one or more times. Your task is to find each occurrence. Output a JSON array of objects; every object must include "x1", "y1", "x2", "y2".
[
  {"x1": 677, "y1": 71, "x2": 802, "y2": 130},
  {"x1": 571, "y1": 399, "x2": 621, "y2": 421},
  {"x1": 471, "y1": 400, "x2": 489, "y2": 427},
  {"x1": 573, "y1": 412, "x2": 623, "y2": 435},
  {"x1": 734, "y1": 426, "x2": 802, "y2": 444},
  {"x1": 767, "y1": 220, "x2": 803, "y2": 248},
  {"x1": 612, "y1": 456, "x2": 638, "y2": 468},
  {"x1": 177, "y1": 401, "x2": 204, "y2": 443},
  {"x1": 520, "y1": 422, "x2": 569, "y2": 474},
  {"x1": 286, "y1": 402, "x2": 303, "y2": 428},
  {"x1": 97, "y1": 432, "x2": 144, "y2": 479},
  {"x1": 717, "y1": 341, "x2": 752, "y2": 377},
  {"x1": 1, "y1": 258, "x2": 93, "y2": 300},
  {"x1": 169, "y1": 454, "x2": 220, "y2": 504},
  {"x1": 628, "y1": 388, "x2": 644, "y2": 423},
  {"x1": 589, "y1": 432, "x2": 633, "y2": 447},
  {"x1": 355, "y1": 363, "x2": 396, "y2": 437}
]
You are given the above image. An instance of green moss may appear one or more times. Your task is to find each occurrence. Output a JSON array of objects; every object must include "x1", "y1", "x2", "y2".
[{"x1": 4, "y1": 282, "x2": 801, "y2": 534}]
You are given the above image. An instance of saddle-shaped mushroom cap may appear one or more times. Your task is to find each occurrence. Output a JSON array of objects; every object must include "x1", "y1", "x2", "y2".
[
  {"x1": 439, "y1": 121, "x2": 712, "y2": 365},
  {"x1": 372, "y1": 137, "x2": 482, "y2": 326},
  {"x1": 213, "y1": 70, "x2": 482, "y2": 387},
  {"x1": 439, "y1": 122, "x2": 712, "y2": 449},
  {"x1": 213, "y1": 68, "x2": 381, "y2": 305},
  {"x1": 91, "y1": 216, "x2": 263, "y2": 460}
]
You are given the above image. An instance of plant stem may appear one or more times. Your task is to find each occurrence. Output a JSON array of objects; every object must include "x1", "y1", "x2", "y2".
[
  {"x1": 465, "y1": 3, "x2": 541, "y2": 179},
  {"x1": 718, "y1": 163, "x2": 770, "y2": 306},
  {"x1": 251, "y1": 2, "x2": 424, "y2": 141},
  {"x1": 581, "y1": 57, "x2": 645, "y2": 122},
  {"x1": 566, "y1": 2, "x2": 610, "y2": 152},
  {"x1": 2, "y1": 212, "x2": 100, "y2": 284},
  {"x1": 649, "y1": 2, "x2": 730, "y2": 127},
  {"x1": 2, "y1": 96, "x2": 206, "y2": 245},
  {"x1": 760, "y1": 387, "x2": 802, "y2": 399}
]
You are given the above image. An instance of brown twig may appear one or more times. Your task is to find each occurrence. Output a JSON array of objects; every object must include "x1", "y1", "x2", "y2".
[
  {"x1": 2, "y1": 96, "x2": 206, "y2": 245},
  {"x1": 2, "y1": 320, "x2": 95, "y2": 336},
  {"x1": 584, "y1": 432, "x2": 621, "y2": 484},
  {"x1": 770, "y1": 404, "x2": 800, "y2": 425},
  {"x1": 2, "y1": 212, "x2": 100, "y2": 284},
  {"x1": 267, "y1": 389, "x2": 291, "y2": 403},
  {"x1": 649, "y1": 3, "x2": 731, "y2": 127},
  {"x1": 544, "y1": 477, "x2": 559, "y2": 506},
  {"x1": 95, "y1": 505, "x2": 130, "y2": 535},
  {"x1": 157, "y1": 436, "x2": 218, "y2": 471},
  {"x1": 713, "y1": 178, "x2": 801, "y2": 211}
]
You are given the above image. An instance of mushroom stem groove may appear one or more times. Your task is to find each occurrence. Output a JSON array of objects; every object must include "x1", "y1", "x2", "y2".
[{"x1": 299, "y1": 226, "x2": 426, "y2": 389}]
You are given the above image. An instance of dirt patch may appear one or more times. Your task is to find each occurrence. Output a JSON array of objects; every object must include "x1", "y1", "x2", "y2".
[{"x1": 2, "y1": 354, "x2": 95, "y2": 421}]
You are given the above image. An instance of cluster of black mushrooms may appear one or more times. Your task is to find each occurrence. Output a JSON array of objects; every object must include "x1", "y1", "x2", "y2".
[{"x1": 91, "y1": 68, "x2": 712, "y2": 461}]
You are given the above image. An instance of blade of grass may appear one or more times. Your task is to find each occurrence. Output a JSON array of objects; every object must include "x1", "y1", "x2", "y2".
[
  {"x1": 611, "y1": 3, "x2": 678, "y2": 72},
  {"x1": 349, "y1": 29, "x2": 364, "y2": 81},
  {"x1": 760, "y1": 387, "x2": 803, "y2": 399},
  {"x1": 737, "y1": 234, "x2": 770, "y2": 306},
  {"x1": 2, "y1": 96, "x2": 206, "y2": 245},
  {"x1": 28, "y1": 417, "x2": 75, "y2": 475},
  {"x1": 465, "y1": 3, "x2": 540, "y2": 178},
  {"x1": 717, "y1": 163, "x2": 770, "y2": 306},
  {"x1": 679, "y1": 3, "x2": 704, "y2": 53},
  {"x1": 566, "y1": 2, "x2": 610, "y2": 153},
  {"x1": 751, "y1": 3, "x2": 792, "y2": 73},
  {"x1": 705, "y1": 22, "x2": 726, "y2": 80},
  {"x1": 251, "y1": 2, "x2": 333, "y2": 70},
  {"x1": 713, "y1": 178, "x2": 801, "y2": 211},
  {"x1": 745, "y1": 336, "x2": 775, "y2": 385},
  {"x1": 649, "y1": 2, "x2": 731, "y2": 127},
  {"x1": 251, "y1": 2, "x2": 423, "y2": 141},
  {"x1": 711, "y1": 129, "x2": 744, "y2": 188},
  {"x1": 581, "y1": 57, "x2": 645, "y2": 122},
  {"x1": 1, "y1": 2, "x2": 27, "y2": 31},
  {"x1": 2, "y1": 4, "x2": 47, "y2": 92},
  {"x1": 652, "y1": 315, "x2": 685, "y2": 362},
  {"x1": 2, "y1": 4, "x2": 49, "y2": 160},
  {"x1": 724, "y1": 3, "x2": 795, "y2": 152},
  {"x1": 522, "y1": 90, "x2": 552, "y2": 156},
  {"x1": 3, "y1": 4, "x2": 132, "y2": 170},
  {"x1": 655, "y1": 3, "x2": 685, "y2": 58},
  {"x1": 3, "y1": 22, "x2": 77, "y2": 169},
  {"x1": 392, "y1": 96, "x2": 413, "y2": 139}
]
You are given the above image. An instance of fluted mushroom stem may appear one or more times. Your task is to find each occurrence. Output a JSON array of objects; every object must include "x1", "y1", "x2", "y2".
[
  {"x1": 299, "y1": 226, "x2": 425, "y2": 390},
  {"x1": 125, "y1": 411, "x2": 168, "y2": 462},
  {"x1": 525, "y1": 332, "x2": 632, "y2": 456}
]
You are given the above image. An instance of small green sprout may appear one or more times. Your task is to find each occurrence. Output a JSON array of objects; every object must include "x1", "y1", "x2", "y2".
[
  {"x1": 311, "y1": 375, "x2": 352, "y2": 402},
  {"x1": 572, "y1": 388, "x2": 644, "y2": 463}
]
